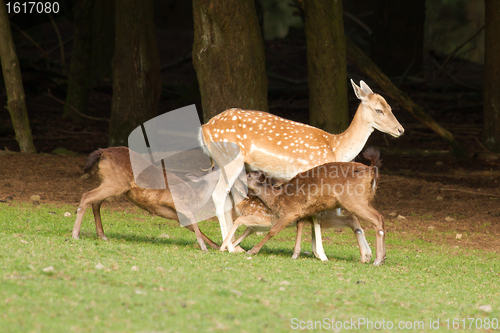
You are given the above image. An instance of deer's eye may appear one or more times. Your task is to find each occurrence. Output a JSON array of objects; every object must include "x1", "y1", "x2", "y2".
[{"x1": 375, "y1": 109, "x2": 384, "y2": 114}]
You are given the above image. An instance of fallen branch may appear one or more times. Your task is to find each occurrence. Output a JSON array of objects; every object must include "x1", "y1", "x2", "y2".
[
  {"x1": 267, "y1": 72, "x2": 307, "y2": 85},
  {"x1": 474, "y1": 137, "x2": 500, "y2": 156},
  {"x1": 440, "y1": 25, "x2": 485, "y2": 72},
  {"x1": 430, "y1": 56, "x2": 480, "y2": 91},
  {"x1": 439, "y1": 187, "x2": 500, "y2": 198},
  {"x1": 48, "y1": 14, "x2": 66, "y2": 71},
  {"x1": 376, "y1": 147, "x2": 451, "y2": 158},
  {"x1": 46, "y1": 90, "x2": 110, "y2": 122},
  {"x1": 385, "y1": 169, "x2": 500, "y2": 179},
  {"x1": 10, "y1": 22, "x2": 50, "y2": 62},
  {"x1": 346, "y1": 37, "x2": 469, "y2": 159}
]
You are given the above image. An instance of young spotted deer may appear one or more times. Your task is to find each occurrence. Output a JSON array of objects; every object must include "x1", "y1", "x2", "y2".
[
  {"x1": 72, "y1": 147, "x2": 220, "y2": 251},
  {"x1": 244, "y1": 149, "x2": 386, "y2": 265},
  {"x1": 221, "y1": 179, "x2": 372, "y2": 263},
  {"x1": 199, "y1": 80, "x2": 403, "y2": 252}
]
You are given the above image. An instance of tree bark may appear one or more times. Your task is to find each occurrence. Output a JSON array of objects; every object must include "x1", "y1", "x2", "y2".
[
  {"x1": 304, "y1": 0, "x2": 348, "y2": 133},
  {"x1": 192, "y1": 0, "x2": 268, "y2": 122},
  {"x1": 109, "y1": 0, "x2": 161, "y2": 146},
  {"x1": 0, "y1": 0, "x2": 36, "y2": 153},
  {"x1": 90, "y1": 0, "x2": 115, "y2": 81},
  {"x1": 346, "y1": 37, "x2": 468, "y2": 159},
  {"x1": 483, "y1": 0, "x2": 500, "y2": 152},
  {"x1": 372, "y1": 0, "x2": 425, "y2": 76},
  {"x1": 64, "y1": 0, "x2": 94, "y2": 121}
]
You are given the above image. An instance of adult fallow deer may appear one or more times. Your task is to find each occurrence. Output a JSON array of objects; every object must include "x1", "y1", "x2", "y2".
[{"x1": 199, "y1": 80, "x2": 403, "y2": 252}]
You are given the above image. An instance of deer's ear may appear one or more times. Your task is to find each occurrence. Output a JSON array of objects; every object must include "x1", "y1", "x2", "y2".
[
  {"x1": 351, "y1": 79, "x2": 368, "y2": 102},
  {"x1": 360, "y1": 80, "x2": 374, "y2": 95}
]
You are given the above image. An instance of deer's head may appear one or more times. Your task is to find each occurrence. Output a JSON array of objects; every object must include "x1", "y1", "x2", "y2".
[{"x1": 351, "y1": 79, "x2": 404, "y2": 138}]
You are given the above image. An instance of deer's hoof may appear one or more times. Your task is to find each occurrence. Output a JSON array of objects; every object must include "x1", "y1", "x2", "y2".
[
  {"x1": 361, "y1": 253, "x2": 372, "y2": 263},
  {"x1": 233, "y1": 246, "x2": 245, "y2": 253}
]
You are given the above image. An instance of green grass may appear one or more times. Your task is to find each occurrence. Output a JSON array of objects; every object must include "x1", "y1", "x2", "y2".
[{"x1": 0, "y1": 202, "x2": 499, "y2": 332}]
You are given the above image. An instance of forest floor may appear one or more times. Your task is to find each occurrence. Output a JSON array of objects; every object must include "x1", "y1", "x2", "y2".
[{"x1": 0, "y1": 29, "x2": 499, "y2": 254}]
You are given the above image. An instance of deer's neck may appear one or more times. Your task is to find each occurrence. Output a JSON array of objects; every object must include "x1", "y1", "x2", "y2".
[{"x1": 330, "y1": 106, "x2": 374, "y2": 162}]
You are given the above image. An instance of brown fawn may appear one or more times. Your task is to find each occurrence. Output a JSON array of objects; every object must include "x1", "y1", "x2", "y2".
[{"x1": 244, "y1": 148, "x2": 385, "y2": 265}]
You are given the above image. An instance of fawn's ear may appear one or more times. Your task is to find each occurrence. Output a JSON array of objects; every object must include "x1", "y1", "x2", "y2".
[{"x1": 255, "y1": 172, "x2": 267, "y2": 184}]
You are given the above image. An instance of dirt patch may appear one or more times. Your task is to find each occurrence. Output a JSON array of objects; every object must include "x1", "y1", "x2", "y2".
[{"x1": 1, "y1": 151, "x2": 499, "y2": 253}]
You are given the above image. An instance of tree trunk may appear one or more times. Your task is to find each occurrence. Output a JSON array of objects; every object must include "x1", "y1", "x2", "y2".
[
  {"x1": 192, "y1": 0, "x2": 268, "y2": 122},
  {"x1": 304, "y1": 0, "x2": 348, "y2": 133},
  {"x1": 109, "y1": 0, "x2": 161, "y2": 146},
  {"x1": 64, "y1": 0, "x2": 95, "y2": 121},
  {"x1": 0, "y1": 0, "x2": 36, "y2": 153},
  {"x1": 90, "y1": 0, "x2": 115, "y2": 82},
  {"x1": 372, "y1": 0, "x2": 425, "y2": 76},
  {"x1": 483, "y1": 0, "x2": 500, "y2": 152}
]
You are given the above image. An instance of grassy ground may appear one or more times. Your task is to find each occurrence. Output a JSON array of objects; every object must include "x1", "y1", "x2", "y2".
[{"x1": 0, "y1": 202, "x2": 499, "y2": 332}]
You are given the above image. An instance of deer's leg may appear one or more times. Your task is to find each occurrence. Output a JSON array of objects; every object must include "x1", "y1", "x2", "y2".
[
  {"x1": 185, "y1": 224, "x2": 220, "y2": 250},
  {"x1": 155, "y1": 204, "x2": 218, "y2": 250},
  {"x1": 211, "y1": 166, "x2": 243, "y2": 253},
  {"x1": 175, "y1": 203, "x2": 208, "y2": 251},
  {"x1": 92, "y1": 201, "x2": 107, "y2": 241},
  {"x1": 190, "y1": 222, "x2": 208, "y2": 252},
  {"x1": 220, "y1": 220, "x2": 242, "y2": 252},
  {"x1": 247, "y1": 215, "x2": 294, "y2": 255},
  {"x1": 233, "y1": 227, "x2": 255, "y2": 247},
  {"x1": 292, "y1": 220, "x2": 306, "y2": 259},
  {"x1": 320, "y1": 210, "x2": 372, "y2": 263},
  {"x1": 311, "y1": 216, "x2": 328, "y2": 261},
  {"x1": 73, "y1": 185, "x2": 120, "y2": 239},
  {"x1": 347, "y1": 215, "x2": 372, "y2": 263},
  {"x1": 343, "y1": 202, "x2": 385, "y2": 266}
]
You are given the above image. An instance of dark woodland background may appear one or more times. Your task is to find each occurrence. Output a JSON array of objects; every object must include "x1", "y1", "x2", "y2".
[{"x1": 0, "y1": 0, "x2": 499, "y2": 171}]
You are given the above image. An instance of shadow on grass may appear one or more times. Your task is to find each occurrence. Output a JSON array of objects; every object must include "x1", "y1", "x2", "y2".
[
  {"x1": 232, "y1": 244, "x2": 362, "y2": 263},
  {"x1": 75, "y1": 231, "x2": 203, "y2": 248},
  {"x1": 74, "y1": 231, "x2": 362, "y2": 263}
]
